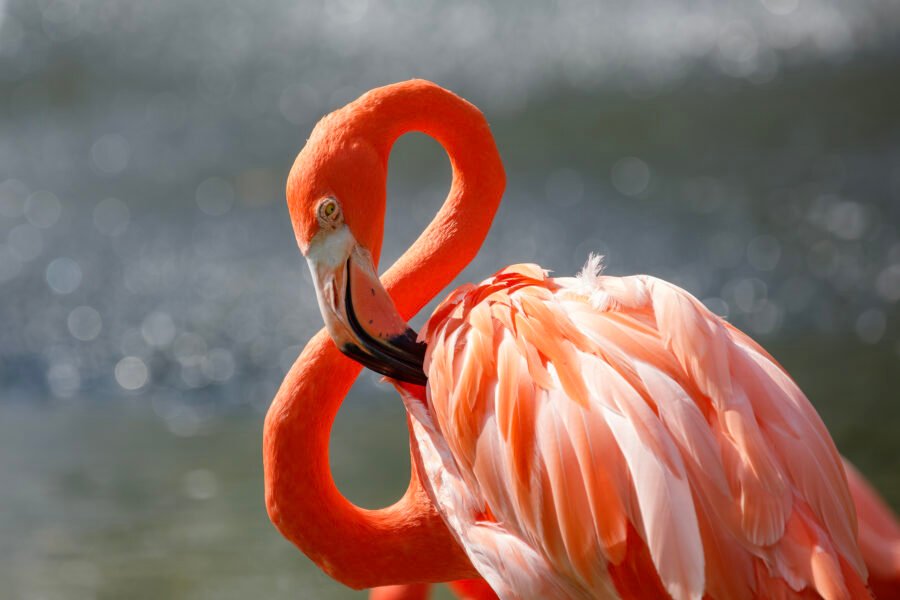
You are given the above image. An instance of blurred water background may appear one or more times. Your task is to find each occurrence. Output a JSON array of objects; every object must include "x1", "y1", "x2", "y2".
[{"x1": 1, "y1": 0, "x2": 899, "y2": 598}]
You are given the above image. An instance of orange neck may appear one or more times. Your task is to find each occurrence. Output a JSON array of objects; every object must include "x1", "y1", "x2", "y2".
[
  {"x1": 264, "y1": 331, "x2": 475, "y2": 588},
  {"x1": 357, "y1": 80, "x2": 507, "y2": 318},
  {"x1": 264, "y1": 80, "x2": 506, "y2": 588}
]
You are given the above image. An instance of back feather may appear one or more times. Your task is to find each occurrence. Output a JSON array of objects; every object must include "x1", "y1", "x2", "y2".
[{"x1": 407, "y1": 260, "x2": 870, "y2": 600}]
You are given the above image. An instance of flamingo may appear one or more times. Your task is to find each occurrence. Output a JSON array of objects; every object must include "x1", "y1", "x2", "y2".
[{"x1": 263, "y1": 80, "x2": 900, "y2": 599}]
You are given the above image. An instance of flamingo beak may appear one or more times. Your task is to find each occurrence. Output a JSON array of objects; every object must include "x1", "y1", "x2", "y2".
[{"x1": 306, "y1": 229, "x2": 427, "y2": 385}]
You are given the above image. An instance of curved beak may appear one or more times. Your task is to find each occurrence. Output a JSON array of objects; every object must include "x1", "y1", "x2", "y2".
[{"x1": 306, "y1": 228, "x2": 427, "y2": 385}]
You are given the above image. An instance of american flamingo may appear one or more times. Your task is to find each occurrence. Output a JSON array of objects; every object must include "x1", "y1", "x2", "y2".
[{"x1": 264, "y1": 80, "x2": 900, "y2": 598}]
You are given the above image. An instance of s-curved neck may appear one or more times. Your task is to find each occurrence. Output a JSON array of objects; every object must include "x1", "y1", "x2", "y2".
[
  {"x1": 264, "y1": 331, "x2": 476, "y2": 588},
  {"x1": 359, "y1": 79, "x2": 506, "y2": 317},
  {"x1": 263, "y1": 80, "x2": 505, "y2": 588}
]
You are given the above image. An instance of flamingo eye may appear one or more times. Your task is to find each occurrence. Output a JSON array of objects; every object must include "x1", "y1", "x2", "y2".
[{"x1": 317, "y1": 197, "x2": 341, "y2": 223}]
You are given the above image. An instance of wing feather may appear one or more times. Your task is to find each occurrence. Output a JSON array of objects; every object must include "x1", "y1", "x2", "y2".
[{"x1": 407, "y1": 263, "x2": 868, "y2": 600}]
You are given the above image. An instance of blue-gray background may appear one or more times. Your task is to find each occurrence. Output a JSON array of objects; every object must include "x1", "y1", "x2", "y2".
[{"x1": 1, "y1": 0, "x2": 899, "y2": 598}]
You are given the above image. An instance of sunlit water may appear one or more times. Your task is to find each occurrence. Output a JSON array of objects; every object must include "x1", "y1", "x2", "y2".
[{"x1": 1, "y1": 0, "x2": 899, "y2": 597}]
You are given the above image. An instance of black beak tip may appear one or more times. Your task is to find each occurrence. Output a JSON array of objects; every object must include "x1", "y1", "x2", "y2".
[
  {"x1": 385, "y1": 330, "x2": 428, "y2": 385},
  {"x1": 339, "y1": 330, "x2": 428, "y2": 387}
]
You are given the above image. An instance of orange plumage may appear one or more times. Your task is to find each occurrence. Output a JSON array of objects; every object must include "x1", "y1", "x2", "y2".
[{"x1": 400, "y1": 262, "x2": 870, "y2": 599}]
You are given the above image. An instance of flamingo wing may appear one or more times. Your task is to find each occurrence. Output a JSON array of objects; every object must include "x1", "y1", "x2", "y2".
[{"x1": 401, "y1": 259, "x2": 870, "y2": 600}]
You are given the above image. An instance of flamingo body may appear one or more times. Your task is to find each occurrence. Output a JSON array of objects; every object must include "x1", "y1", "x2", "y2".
[
  {"x1": 397, "y1": 260, "x2": 869, "y2": 599},
  {"x1": 267, "y1": 79, "x2": 900, "y2": 600}
]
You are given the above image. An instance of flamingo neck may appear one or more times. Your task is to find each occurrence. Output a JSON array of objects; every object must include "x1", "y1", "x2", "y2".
[
  {"x1": 357, "y1": 79, "x2": 506, "y2": 318},
  {"x1": 264, "y1": 331, "x2": 476, "y2": 588},
  {"x1": 264, "y1": 80, "x2": 505, "y2": 588}
]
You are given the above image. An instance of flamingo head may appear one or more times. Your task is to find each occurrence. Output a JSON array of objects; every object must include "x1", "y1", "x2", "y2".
[{"x1": 286, "y1": 117, "x2": 427, "y2": 385}]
